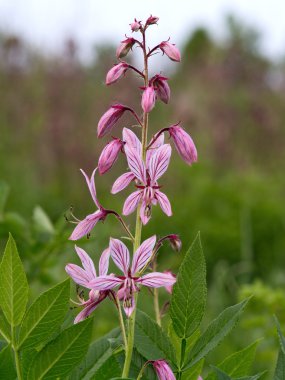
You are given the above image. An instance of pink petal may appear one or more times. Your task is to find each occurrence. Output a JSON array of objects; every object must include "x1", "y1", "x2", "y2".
[
  {"x1": 155, "y1": 190, "x2": 172, "y2": 216},
  {"x1": 110, "y1": 238, "x2": 130, "y2": 276},
  {"x1": 148, "y1": 144, "x2": 171, "y2": 183},
  {"x1": 140, "y1": 201, "x2": 151, "y2": 225},
  {"x1": 123, "y1": 190, "x2": 142, "y2": 215},
  {"x1": 123, "y1": 128, "x2": 142, "y2": 155},
  {"x1": 124, "y1": 145, "x2": 146, "y2": 183},
  {"x1": 74, "y1": 245, "x2": 96, "y2": 278},
  {"x1": 69, "y1": 211, "x2": 102, "y2": 241},
  {"x1": 131, "y1": 235, "x2": 156, "y2": 274},
  {"x1": 152, "y1": 359, "x2": 176, "y2": 380},
  {"x1": 65, "y1": 264, "x2": 91, "y2": 288},
  {"x1": 123, "y1": 293, "x2": 136, "y2": 317},
  {"x1": 111, "y1": 172, "x2": 136, "y2": 194},
  {"x1": 146, "y1": 132, "x2": 165, "y2": 166},
  {"x1": 80, "y1": 168, "x2": 100, "y2": 209},
  {"x1": 89, "y1": 275, "x2": 123, "y2": 290},
  {"x1": 74, "y1": 302, "x2": 99, "y2": 324},
  {"x1": 99, "y1": 248, "x2": 110, "y2": 276},
  {"x1": 138, "y1": 272, "x2": 176, "y2": 288}
]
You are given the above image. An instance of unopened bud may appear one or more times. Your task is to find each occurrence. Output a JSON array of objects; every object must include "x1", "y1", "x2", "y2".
[
  {"x1": 116, "y1": 37, "x2": 136, "y2": 59},
  {"x1": 169, "y1": 124, "x2": 197, "y2": 165},
  {"x1": 98, "y1": 138, "x2": 124, "y2": 174},
  {"x1": 106, "y1": 62, "x2": 129, "y2": 85},
  {"x1": 168, "y1": 234, "x2": 182, "y2": 252},
  {"x1": 160, "y1": 41, "x2": 181, "y2": 62},
  {"x1": 141, "y1": 86, "x2": 156, "y2": 113},
  {"x1": 151, "y1": 74, "x2": 170, "y2": 104},
  {"x1": 146, "y1": 15, "x2": 159, "y2": 26},
  {"x1": 152, "y1": 360, "x2": 176, "y2": 380},
  {"x1": 130, "y1": 18, "x2": 141, "y2": 32},
  {"x1": 97, "y1": 104, "x2": 128, "y2": 138}
]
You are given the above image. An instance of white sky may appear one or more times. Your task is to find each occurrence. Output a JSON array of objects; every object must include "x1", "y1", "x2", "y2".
[{"x1": 0, "y1": 0, "x2": 285, "y2": 61}]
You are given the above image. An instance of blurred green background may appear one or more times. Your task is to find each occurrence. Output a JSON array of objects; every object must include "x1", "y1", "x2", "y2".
[{"x1": 0, "y1": 14, "x2": 285, "y2": 376}]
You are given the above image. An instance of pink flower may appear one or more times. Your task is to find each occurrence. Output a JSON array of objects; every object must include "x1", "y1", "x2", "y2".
[
  {"x1": 98, "y1": 138, "x2": 124, "y2": 174},
  {"x1": 130, "y1": 18, "x2": 141, "y2": 32},
  {"x1": 69, "y1": 169, "x2": 108, "y2": 240},
  {"x1": 89, "y1": 237, "x2": 176, "y2": 316},
  {"x1": 116, "y1": 37, "x2": 136, "y2": 59},
  {"x1": 106, "y1": 62, "x2": 129, "y2": 85},
  {"x1": 163, "y1": 271, "x2": 176, "y2": 294},
  {"x1": 151, "y1": 74, "x2": 170, "y2": 104},
  {"x1": 97, "y1": 104, "x2": 128, "y2": 138},
  {"x1": 65, "y1": 245, "x2": 111, "y2": 323},
  {"x1": 152, "y1": 359, "x2": 176, "y2": 380},
  {"x1": 160, "y1": 41, "x2": 181, "y2": 62},
  {"x1": 146, "y1": 15, "x2": 159, "y2": 26},
  {"x1": 141, "y1": 86, "x2": 156, "y2": 113},
  {"x1": 169, "y1": 124, "x2": 197, "y2": 165},
  {"x1": 111, "y1": 128, "x2": 172, "y2": 224}
]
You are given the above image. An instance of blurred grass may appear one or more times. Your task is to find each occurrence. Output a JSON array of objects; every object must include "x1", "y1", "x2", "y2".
[{"x1": 0, "y1": 15, "x2": 285, "y2": 374}]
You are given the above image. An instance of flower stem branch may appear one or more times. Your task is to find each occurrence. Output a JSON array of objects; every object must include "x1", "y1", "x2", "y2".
[{"x1": 12, "y1": 325, "x2": 23, "y2": 380}]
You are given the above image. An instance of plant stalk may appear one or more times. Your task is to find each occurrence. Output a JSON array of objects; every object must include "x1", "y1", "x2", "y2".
[
  {"x1": 122, "y1": 26, "x2": 149, "y2": 378},
  {"x1": 12, "y1": 325, "x2": 23, "y2": 380}
]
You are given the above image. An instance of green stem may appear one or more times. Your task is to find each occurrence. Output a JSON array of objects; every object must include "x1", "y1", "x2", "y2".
[
  {"x1": 153, "y1": 261, "x2": 161, "y2": 326},
  {"x1": 116, "y1": 295, "x2": 127, "y2": 348},
  {"x1": 121, "y1": 26, "x2": 149, "y2": 378},
  {"x1": 12, "y1": 325, "x2": 22, "y2": 380}
]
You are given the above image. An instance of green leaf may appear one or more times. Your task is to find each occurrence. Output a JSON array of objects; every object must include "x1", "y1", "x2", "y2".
[
  {"x1": 182, "y1": 359, "x2": 204, "y2": 380},
  {"x1": 170, "y1": 232, "x2": 206, "y2": 339},
  {"x1": 18, "y1": 279, "x2": 70, "y2": 349},
  {"x1": 0, "y1": 344, "x2": 17, "y2": 379},
  {"x1": 69, "y1": 327, "x2": 120, "y2": 380},
  {"x1": 0, "y1": 312, "x2": 11, "y2": 343},
  {"x1": 184, "y1": 298, "x2": 250, "y2": 370},
  {"x1": 275, "y1": 316, "x2": 285, "y2": 354},
  {"x1": 274, "y1": 350, "x2": 285, "y2": 380},
  {"x1": 135, "y1": 309, "x2": 177, "y2": 366},
  {"x1": 0, "y1": 181, "x2": 9, "y2": 216},
  {"x1": 212, "y1": 367, "x2": 264, "y2": 380},
  {"x1": 0, "y1": 234, "x2": 29, "y2": 325},
  {"x1": 28, "y1": 318, "x2": 93, "y2": 380},
  {"x1": 206, "y1": 341, "x2": 259, "y2": 380},
  {"x1": 92, "y1": 355, "x2": 121, "y2": 380}
]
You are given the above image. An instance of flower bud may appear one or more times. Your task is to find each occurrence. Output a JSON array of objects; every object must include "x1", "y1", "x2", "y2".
[
  {"x1": 97, "y1": 105, "x2": 128, "y2": 138},
  {"x1": 98, "y1": 138, "x2": 124, "y2": 174},
  {"x1": 116, "y1": 37, "x2": 136, "y2": 59},
  {"x1": 146, "y1": 15, "x2": 159, "y2": 26},
  {"x1": 168, "y1": 234, "x2": 182, "y2": 252},
  {"x1": 106, "y1": 62, "x2": 129, "y2": 85},
  {"x1": 151, "y1": 74, "x2": 170, "y2": 104},
  {"x1": 130, "y1": 18, "x2": 141, "y2": 32},
  {"x1": 152, "y1": 360, "x2": 175, "y2": 380},
  {"x1": 160, "y1": 41, "x2": 181, "y2": 62},
  {"x1": 169, "y1": 124, "x2": 197, "y2": 165},
  {"x1": 141, "y1": 86, "x2": 156, "y2": 113}
]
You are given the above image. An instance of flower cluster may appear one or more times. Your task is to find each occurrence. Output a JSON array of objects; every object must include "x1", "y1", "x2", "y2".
[{"x1": 65, "y1": 15, "x2": 197, "y2": 379}]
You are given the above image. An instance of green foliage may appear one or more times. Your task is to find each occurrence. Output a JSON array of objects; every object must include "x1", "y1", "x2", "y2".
[
  {"x1": 135, "y1": 309, "x2": 177, "y2": 365},
  {"x1": 206, "y1": 341, "x2": 259, "y2": 380},
  {"x1": 70, "y1": 328, "x2": 121, "y2": 379},
  {"x1": 170, "y1": 232, "x2": 206, "y2": 339},
  {"x1": 18, "y1": 278, "x2": 70, "y2": 349},
  {"x1": 28, "y1": 318, "x2": 93, "y2": 379},
  {"x1": 0, "y1": 345, "x2": 17, "y2": 379},
  {"x1": 274, "y1": 318, "x2": 285, "y2": 380},
  {"x1": 0, "y1": 312, "x2": 11, "y2": 343},
  {"x1": 0, "y1": 234, "x2": 29, "y2": 325},
  {"x1": 183, "y1": 298, "x2": 250, "y2": 370}
]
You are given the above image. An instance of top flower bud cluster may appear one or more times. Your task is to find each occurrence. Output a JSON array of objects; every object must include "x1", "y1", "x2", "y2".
[{"x1": 69, "y1": 16, "x2": 198, "y2": 241}]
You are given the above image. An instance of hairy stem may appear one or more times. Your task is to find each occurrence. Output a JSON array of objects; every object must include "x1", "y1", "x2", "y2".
[{"x1": 122, "y1": 26, "x2": 149, "y2": 378}]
